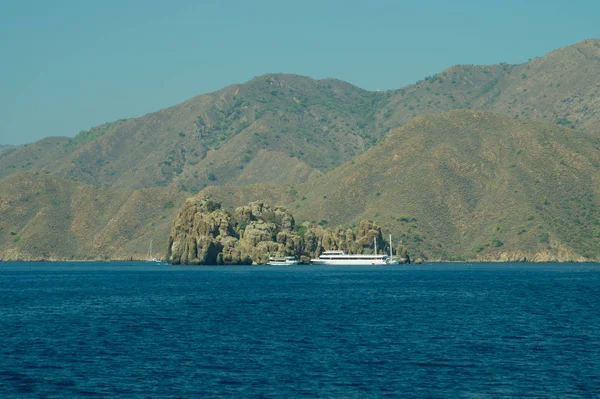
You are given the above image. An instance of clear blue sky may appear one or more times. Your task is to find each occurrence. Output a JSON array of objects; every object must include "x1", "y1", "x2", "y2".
[{"x1": 1, "y1": 0, "x2": 598, "y2": 145}]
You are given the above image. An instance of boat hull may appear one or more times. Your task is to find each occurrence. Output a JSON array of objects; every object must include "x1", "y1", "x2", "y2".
[{"x1": 310, "y1": 259, "x2": 389, "y2": 266}]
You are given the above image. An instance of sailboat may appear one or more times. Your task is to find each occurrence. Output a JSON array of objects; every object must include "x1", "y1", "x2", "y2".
[
  {"x1": 146, "y1": 240, "x2": 160, "y2": 263},
  {"x1": 388, "y1": 234, "x2": 400, "y2": 265}
]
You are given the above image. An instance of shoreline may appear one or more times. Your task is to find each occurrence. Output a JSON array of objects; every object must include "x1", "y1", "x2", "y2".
[{"x1": 1, "y1": 259, "x2": 598, "y2": 264}]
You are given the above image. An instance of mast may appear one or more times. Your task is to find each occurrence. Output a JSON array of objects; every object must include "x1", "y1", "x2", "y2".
[
  {"x1": 389, "y1": 234, "x2": 393, "y2": 259},
  {"x1": 374, "y1": 236, "x2": 377, "y2": 255}
]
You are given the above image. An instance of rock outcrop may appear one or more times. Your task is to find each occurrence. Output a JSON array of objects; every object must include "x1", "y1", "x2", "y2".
[
  {"x1": 167, "y1": 197, "x2": 245, "y2": 264},
  {"x1": 168, "y1": 198, "x2": 304, "y2": 265},
  {"x1": 167, "y1": 197, "x2": 409, "y2": 265}
]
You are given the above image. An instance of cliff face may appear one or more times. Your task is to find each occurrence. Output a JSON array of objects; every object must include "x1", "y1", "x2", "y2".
[
  {"x1": 167, "y1": 198, "x2": 303, "y2": 265},
  {"x1": 167, "y1": 197, "x2": 406, "y2": 265}
]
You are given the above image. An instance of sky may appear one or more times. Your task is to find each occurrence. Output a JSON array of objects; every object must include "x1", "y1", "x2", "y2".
[{"x1": 1, "y1": 0, "x2": 598, "y2": 145}]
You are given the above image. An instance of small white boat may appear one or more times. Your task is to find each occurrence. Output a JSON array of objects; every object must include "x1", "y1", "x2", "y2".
[{"x1": 266, "y1": 256, "x2": 300, "y2": 265}]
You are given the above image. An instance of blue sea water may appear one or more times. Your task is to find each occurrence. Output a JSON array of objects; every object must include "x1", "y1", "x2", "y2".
[{"x1": 0, "y1": 262, "x2": 599, "y2": 398}]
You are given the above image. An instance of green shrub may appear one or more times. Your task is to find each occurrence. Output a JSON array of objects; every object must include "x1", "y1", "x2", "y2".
[
  {"x1": 557, "y1": 118, "x2": 572, "y2": 126},
  {"x1": 294, "y1": 225, "x2": 307, "y2": 237}
]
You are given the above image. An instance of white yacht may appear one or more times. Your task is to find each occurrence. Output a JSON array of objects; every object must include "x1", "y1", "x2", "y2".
[
  {"x1": 311, "y1": 237, "x2": 389, "y2": 265},
  {"x1": 266, "y1": 256, "x2": 300, "y2": 266},
  {"x1": 310, "y1": 250, "x2": 389, "y2": 265}
]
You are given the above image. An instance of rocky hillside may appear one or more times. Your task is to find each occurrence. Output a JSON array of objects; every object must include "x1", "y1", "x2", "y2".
[
  {"x1": 0, "y1": 172, "x2": 189, "y2": 261},
  {"x1": 1, "y1": 40, "x2": 598, "y2": 192},
  {"x1": 201, "y1": 111, "x2": 600, "y2": 262},
  {"x1": 167, "y1": 198, "x2": 405, "y2": 265}
]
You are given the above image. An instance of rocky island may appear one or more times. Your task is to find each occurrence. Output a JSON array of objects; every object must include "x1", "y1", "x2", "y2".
[{"x1": 167, "y1": 197, "x2": 409, "y2": 265}]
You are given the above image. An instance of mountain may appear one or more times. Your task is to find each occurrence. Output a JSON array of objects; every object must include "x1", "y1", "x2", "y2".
[
  {"x1": 0, "y1": 75, "x2": 383, "y2": 190},
  {"x1": 200, "y1": 111, "x2": 600, "y2": 261},
  {"x1": 1, "y1": 40, "x2": 599, "y2": 262},
  {"x1": 0, "y1": 172, "x2": 189, "y2": 261},
  {"x1": 1, "y1": 40, "x2": 598, "y2": 192}
]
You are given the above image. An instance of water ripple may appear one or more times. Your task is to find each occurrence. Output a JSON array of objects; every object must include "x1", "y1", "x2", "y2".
[{"x1": 0, "y1": 262, "x2": 599, "y2": 397}]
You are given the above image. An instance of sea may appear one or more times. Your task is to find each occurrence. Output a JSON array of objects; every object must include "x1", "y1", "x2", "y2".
[{"x1": 0, "y1": 262, "x2": 598, "y2": 398}]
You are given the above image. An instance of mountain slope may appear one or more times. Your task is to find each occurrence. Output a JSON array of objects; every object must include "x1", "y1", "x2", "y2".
[
  {"x1": 0, "y1": 173, "x2": 189, "y2": 260},
  {"x1": 202, "y1": 111, "x2": 600, "y2": 261}
]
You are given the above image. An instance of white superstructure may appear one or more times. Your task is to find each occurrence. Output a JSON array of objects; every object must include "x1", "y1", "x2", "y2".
[
  {"x1": 310, "y1": 250, "x2": 389, "y2": 265},
  {"x1": 266, "y1": 256, "x2": 300, "y2": 266}
]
